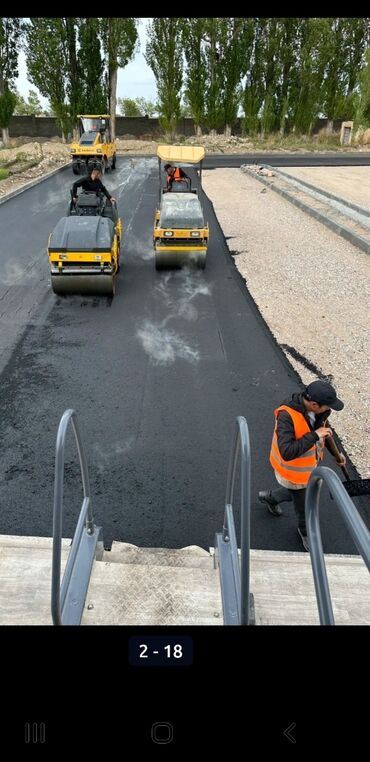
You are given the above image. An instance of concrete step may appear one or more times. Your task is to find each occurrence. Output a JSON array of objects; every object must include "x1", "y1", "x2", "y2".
[
  {"x1": 1, "y1": 536, "x2": 369, "y2": 626},
  {"x1": 110, "y1": 541, "x2": 209, "y2": 556},
  {"x1": 0, "y1": 545, "x2": 69, "y2": 625},
  {"x1": 82, "y1": 561, "x2": 223, "y2": 625},
  {"x1": 248, "y1": 549, "x2": 370, "y2": 625},
  {"x1": 0, "y1": 534, "x2": 71, "y2": 550},
  {"x1": 102, "y1": 543, "x2": 212, "y2": 568}
]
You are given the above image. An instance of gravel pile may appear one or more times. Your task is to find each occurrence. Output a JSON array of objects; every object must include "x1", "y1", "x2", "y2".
[{"x1": 203, "y1": 167, "x2": 370, "y2": 478}]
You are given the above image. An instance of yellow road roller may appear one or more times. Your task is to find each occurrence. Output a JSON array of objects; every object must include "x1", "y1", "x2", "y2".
[
  {"x1": 47, "y1": 191, "x2": 122, "y2": 297},
  {"x1": 153, "y1": 145, "x2": 209, "y2": 270},
  {"x1": 70, "y1": 115, "x2": 117, "y2": 175}
]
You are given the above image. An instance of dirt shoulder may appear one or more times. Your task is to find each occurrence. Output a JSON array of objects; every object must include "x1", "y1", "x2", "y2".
[
  {"x1": 0, "y1": 140, "x2": 70, "y2": 198},
  {"x1": 1, "y1": 131, "x2": 370, "y2": 203},
  {"x1": 115, "y1": 133, "x2": 370, "y2": 155},
  {"x1": 203, "y1": 167, "x2": 370, "y2": 478}
]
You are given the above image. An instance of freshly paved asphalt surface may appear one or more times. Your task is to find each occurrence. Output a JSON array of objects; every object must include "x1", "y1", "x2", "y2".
[{"x1": 0, "y1": 158, "x2": 369, "y2": 552}]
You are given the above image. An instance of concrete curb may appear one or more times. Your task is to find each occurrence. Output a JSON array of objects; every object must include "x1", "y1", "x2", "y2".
[
  {"x1": 261, "y1": 164, "x2": 370, "y2": 219},
  {"x1": 0, "y1": 162, "x2": 70, "y2": 206},
  {"x1": 241, "y1": 164, "x2": 370, "y2": 257}
]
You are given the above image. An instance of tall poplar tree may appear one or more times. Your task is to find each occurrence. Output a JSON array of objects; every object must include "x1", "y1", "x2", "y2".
[
  {"x1": 145, "y1": 18, "x2": 183, "y2": 139},
  {"x1": 0, "y1": 18, "x2": 23, "y2": 144},
  {"x1": 100, "y1": 18, "x2": 138, "y2": 140}
]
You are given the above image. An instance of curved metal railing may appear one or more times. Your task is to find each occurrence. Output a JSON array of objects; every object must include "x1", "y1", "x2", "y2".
[
  {"x1": 306, "y1": 466, "x2": 370, "y2": 625},
  {"x1": 51, "y1": 409, "x2": 102, "y2": 625},
  {"x1": 215, "y1": 416, "x2": 254, "y2": 625}
]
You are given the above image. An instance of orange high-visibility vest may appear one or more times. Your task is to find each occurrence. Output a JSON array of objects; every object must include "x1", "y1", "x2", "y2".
[
  {"x1": 167, "y1": 167, "x2": 182, "y2": 185},
  {"x1": 269, "y1": 405, "x2": 323, "y2": 485}
]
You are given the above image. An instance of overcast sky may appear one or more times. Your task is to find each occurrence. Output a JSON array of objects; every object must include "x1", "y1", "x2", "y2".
[{"x1": 16, "y1": 18, "x2": 157, "y2": 106}]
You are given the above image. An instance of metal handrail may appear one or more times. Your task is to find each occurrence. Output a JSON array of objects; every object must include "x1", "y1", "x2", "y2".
[
  {"x1": 306, "y1": 466, "x2": 370, "y2": 625},
  {"x1": 51, "y1": 409, "x2": 101, "y2": 625},
  {"x1": 221, "y1": 415, "x2": 252, "y2": 625}
]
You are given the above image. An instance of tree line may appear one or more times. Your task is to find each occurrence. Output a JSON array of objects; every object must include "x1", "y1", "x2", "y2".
[
  {"x1": 2, "y1": 17, "x2": 370, "y2": 145},
  {"x1": 145, "y1": 17, "x2": 370, "y2": 138},
  {"x1": 0, "y1": 17, "x2": 138, "y2": 143}
]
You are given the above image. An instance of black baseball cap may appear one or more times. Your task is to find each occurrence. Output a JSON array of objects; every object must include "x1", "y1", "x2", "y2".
[{"x1": 304, "y1": 381, "x2": 344, "y2": 411}]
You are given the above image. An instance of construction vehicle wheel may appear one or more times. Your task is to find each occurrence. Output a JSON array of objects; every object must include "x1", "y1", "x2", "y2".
[
  {"x1": 155, "y1": 251, "x2": 168, "y2": 270},
  {"x1": 197, "y1": 253, "x2": 207, "y2": 269},
  {"x1": 51, "y1": 274, "x2": 116, "y2": 297},
  {"x1": 72, "y1": 164, "x2": 79, "y2": 175}
]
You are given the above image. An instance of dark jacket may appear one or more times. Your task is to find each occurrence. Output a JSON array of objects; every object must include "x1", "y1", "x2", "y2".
[
  {"x1": 276, "y1": 393, "x2": 336, "y2": 461},
  {"x1": 72, "y1": 176, "x2": 111, "y2": 200}
]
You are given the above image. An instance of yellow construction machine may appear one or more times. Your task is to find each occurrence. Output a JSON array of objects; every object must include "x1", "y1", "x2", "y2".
[
  {"x1": 153, "y1": 145, "x2": 209, "y2": 269},
  {"x1": 70, "y1": 115, "x2": 117, "y2": 175},
  {"x1": 47, "y1": 191, "x2": 122, "y2": 297}
]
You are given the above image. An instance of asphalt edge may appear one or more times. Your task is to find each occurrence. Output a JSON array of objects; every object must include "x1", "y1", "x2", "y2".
[
  {"x1": 0, "y1": 162, "x2": 70, "y2": 206},
  {"x1": 241, "y1": 165, "x2": 370, "y2": 257}
]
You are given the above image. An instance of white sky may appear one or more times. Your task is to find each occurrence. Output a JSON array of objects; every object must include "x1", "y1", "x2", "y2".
[{"x1": 16, "y1": 18, "x2": 157, "y2": 107}]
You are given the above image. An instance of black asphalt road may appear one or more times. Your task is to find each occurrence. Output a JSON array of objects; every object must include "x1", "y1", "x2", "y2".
[{"x1": 0, "y1": 159, "x2": 368, "y2": 553}]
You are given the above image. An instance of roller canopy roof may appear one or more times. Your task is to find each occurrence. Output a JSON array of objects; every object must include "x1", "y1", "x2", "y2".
[{"x1": 157, "y1": 145, "x2": 205, "y2": 163}]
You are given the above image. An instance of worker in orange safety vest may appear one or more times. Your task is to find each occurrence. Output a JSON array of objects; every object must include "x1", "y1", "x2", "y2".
[
  {"x1": 164, "y1": 163, "x2": 189, "y2": 191},
  {"x1": 258, "y1": 380, "x2": 345, "y2": 551}
]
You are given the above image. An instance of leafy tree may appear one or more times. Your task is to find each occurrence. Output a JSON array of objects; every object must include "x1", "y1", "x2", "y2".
[
  {"x1": 181, "y1": 18, "x2": 208, "y2": 135},
  {"x1": 322, "y1": 18, "x2": 370, "y2": 130},
  {"x1": 274, "y1": 18, "x2": 300, "y2": 135},
  {"x1": 0, "y1": 88, "x2": 16, "y2": 142},
  {"x1": 118, "y1": 97, "x2": 141, "y2": 116},
  {"x1": 145, "y1": 18, "x2": 183, "y2": 139},
  {"x1": 346, "y1": 18, "x2": 370, "y2": 96},
  {"x1": 259, "y1": 19, "x2": 283, "y2": 136},
  {"x1": 26, "y1": 18, "x2": 108, "y2": 139},
  {"x1": 180, "y1": 96, "x2": 192, "y2": 118},
  {"x1": 61, "y1": 17, "x2": 80, "y2": 133},
  {"x1": 202, "y1": 18, "x2": 224, "y2": 134},
  {"x1": 14, "y1": 89, "x2": 45, "y2": 115},
  {"x1": 27, "y1": 89, "x2": 45, "y2": 115},
  {"x1": 242, "y1": 19, "x2": 266, "y2": 135},
  {"x1": 13, "y1": 90, "x2": 27, "y2": 115},
  {"x1": 293, "y1": 18, "x2": 331, "y2": 135},
  {"x1": 135, "y1": 97, "x2": 158, "y2": 117},
  {"x1": 355, "y1": 46, "x2": 370, "y2": 128},
  {"x1": 218, "y1": 18, "x2": 254, "y2": 136},
  {"x1": 99, "y1": 18, "x2": 138, "y2": 140},
  {"x1": 25, "y1": 18, "x2": 73, "y2": 139},
  {"x1": 118, "y1": 96, "x2": 158, "y2": 116},
  {"x1": 78, "y1": 18, "x2": 106, "y2": 114},
  {"x1": 0, "y1": 18, "x2": 23, "y2": 143}
]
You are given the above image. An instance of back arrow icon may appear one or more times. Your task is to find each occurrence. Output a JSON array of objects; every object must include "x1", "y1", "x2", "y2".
[{"x1": 283, "y1": 722, "x2": 296, "y2": 743}]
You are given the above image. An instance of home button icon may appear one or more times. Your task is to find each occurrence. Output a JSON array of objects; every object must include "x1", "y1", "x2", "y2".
[{"x1": 151, "y1": 722, "x2": 174, "y2": 744}]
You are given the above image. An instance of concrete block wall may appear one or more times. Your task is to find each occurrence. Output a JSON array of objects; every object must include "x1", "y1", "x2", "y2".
[{"x1": 8, "y1": 114, "x2": 342, "y2": 140}]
